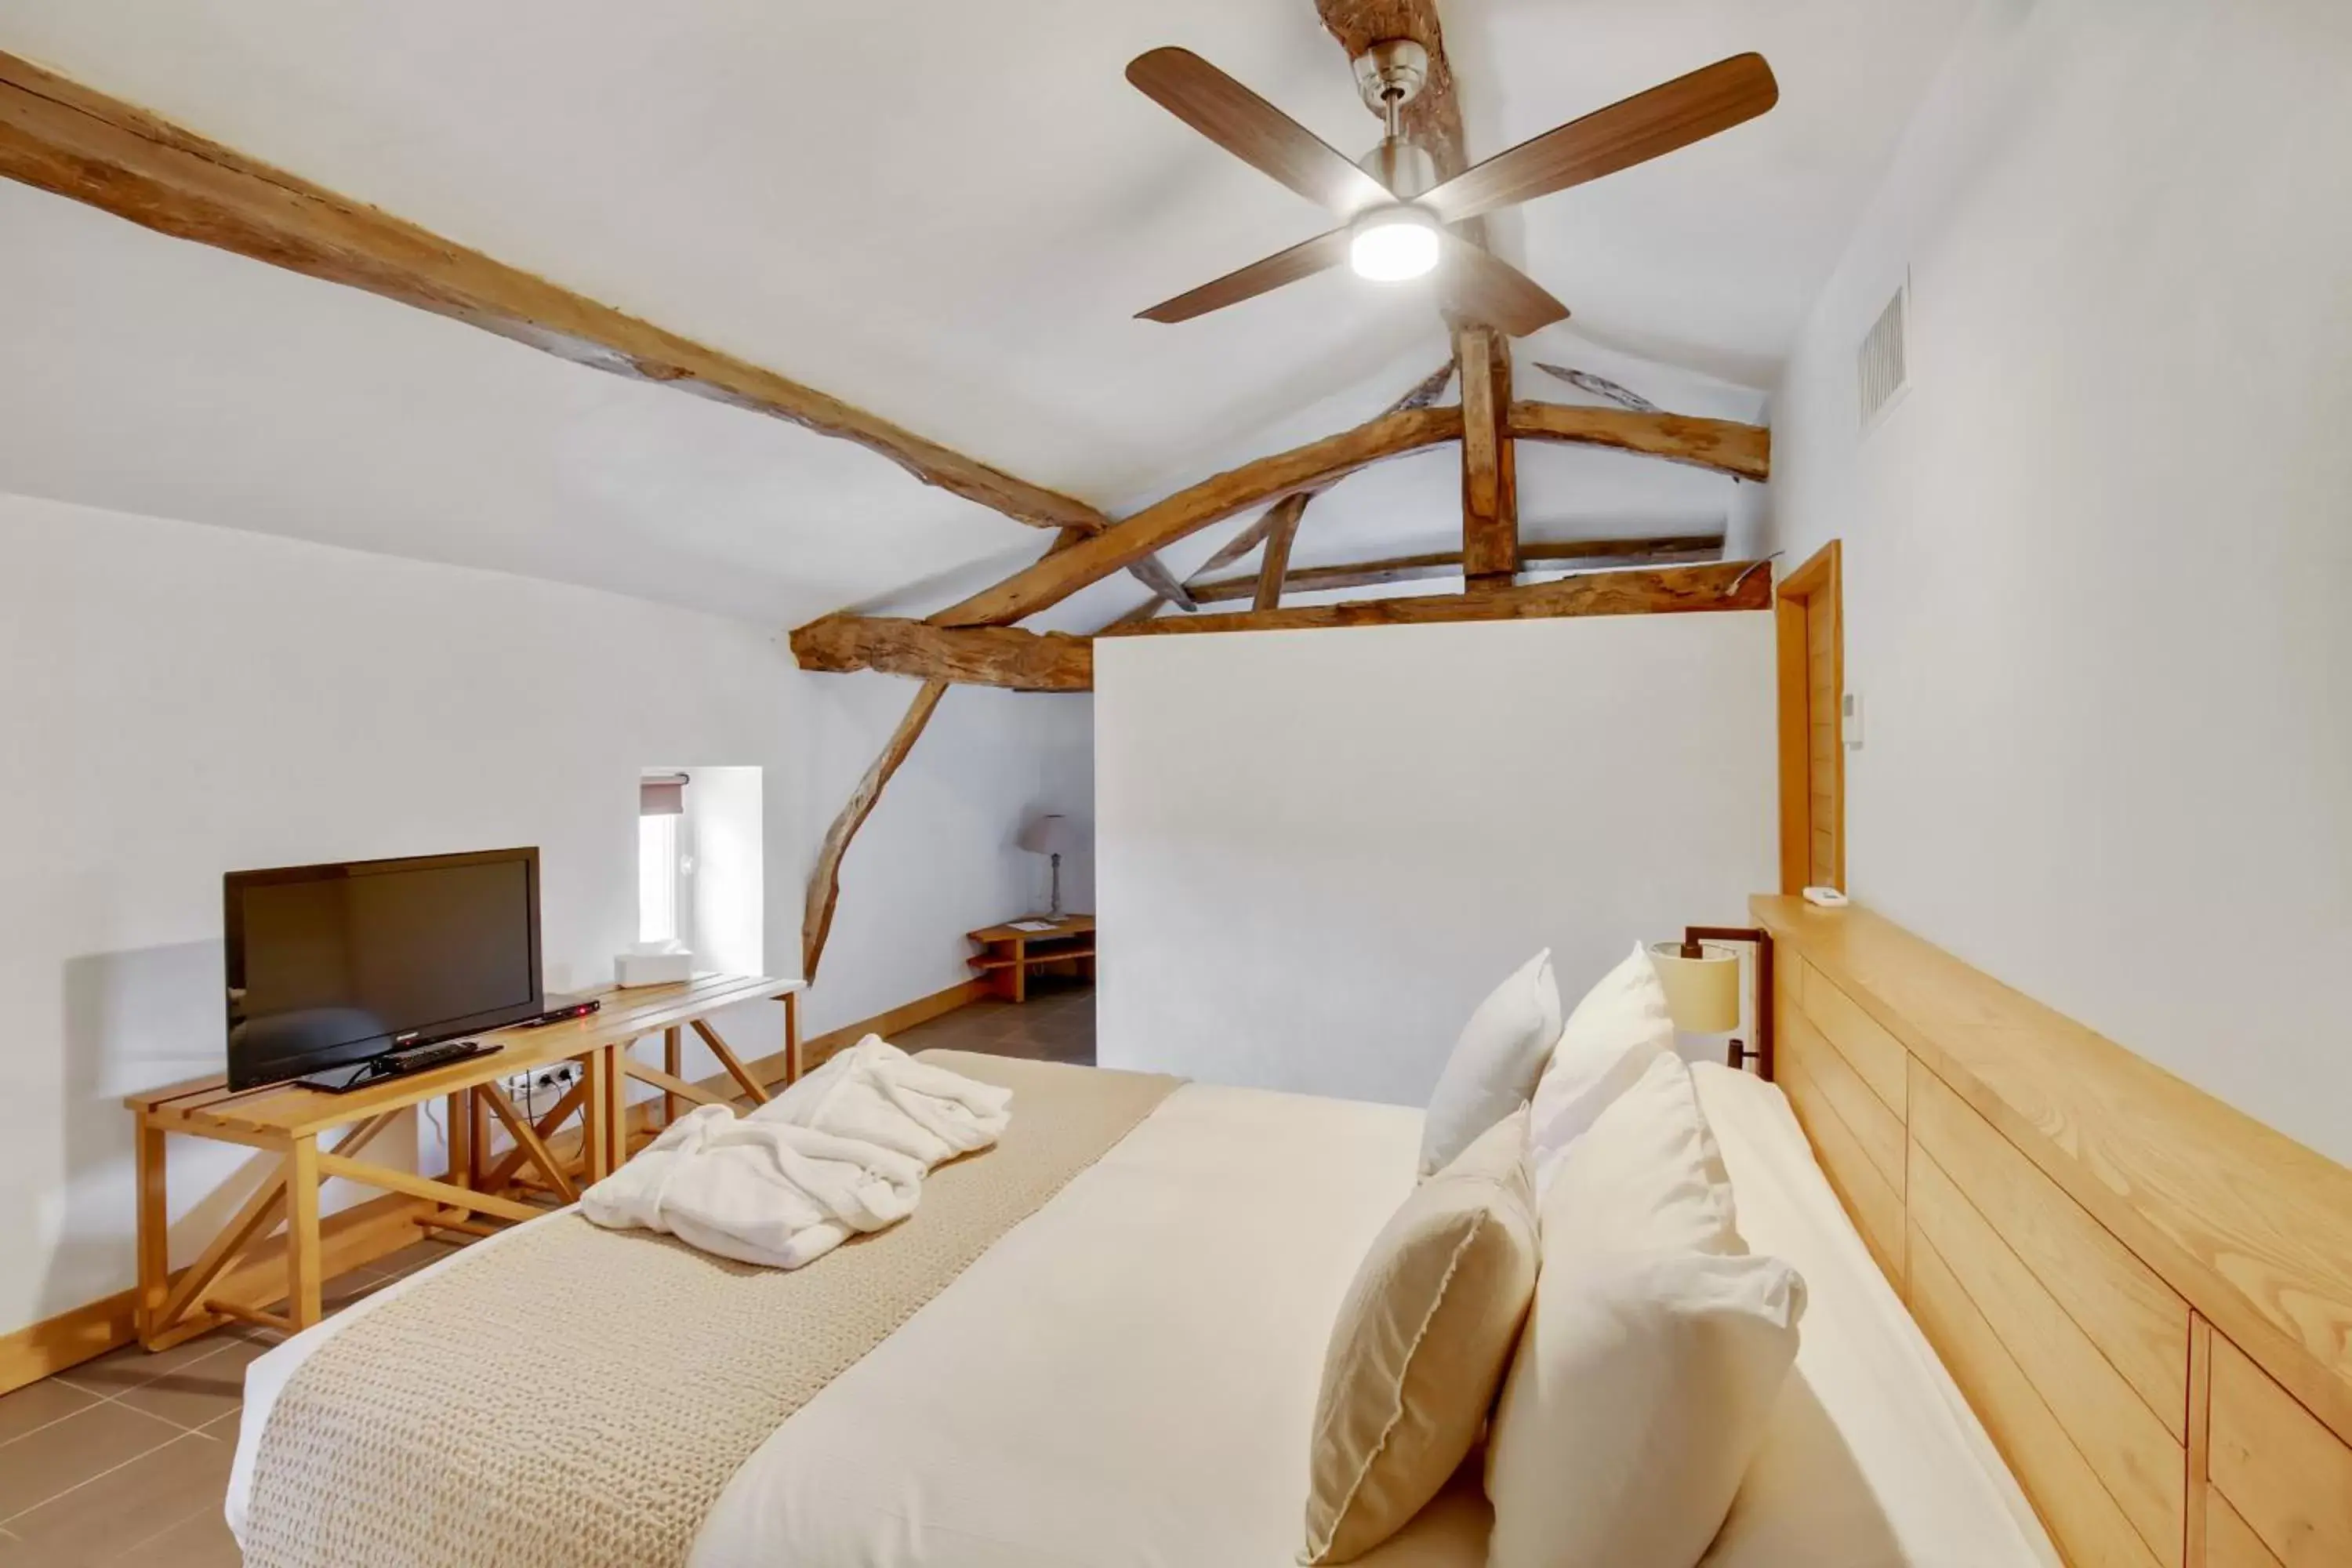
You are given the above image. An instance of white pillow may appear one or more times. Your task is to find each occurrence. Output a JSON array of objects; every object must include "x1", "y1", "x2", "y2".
[
  {"x1": 1485, "y1": 1051, "x2": 1806, "y2": 1568},
  {"x1": 1527, "y1": 942, "x2": 1676, "y2": 1194},
  {"x1": 1485, "y1": 1252, "x2": 1806, "y2": 1568},
  {"x1": 1542, "y1": 1049, "x2": 1739, "y2": 1258},
  {"x1": 1418, "y1": 950, "x2": 1563, "y2": 1175}
]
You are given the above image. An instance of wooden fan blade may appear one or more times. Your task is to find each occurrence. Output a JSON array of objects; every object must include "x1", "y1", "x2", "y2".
[
  {"x1": 1127, "y1": 47, "x2": 1394, "y2": 216},
  {"x1": 1422, "y1": 53, "x2": 1779, "y2": 227},
  {"x1": 1138, "y1": 229, "x2": 1353, "y2": 324},
  {"x1": 1440, "y1": 238, "x2": 1571, "y2": 338}
]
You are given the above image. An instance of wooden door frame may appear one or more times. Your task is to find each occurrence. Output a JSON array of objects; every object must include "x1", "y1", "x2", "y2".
[{"x1": 1775, "y1": 540, "x2": 1844, "y2": 894}]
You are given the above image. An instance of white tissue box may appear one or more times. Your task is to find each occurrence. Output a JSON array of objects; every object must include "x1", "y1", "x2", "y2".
[{"x1": 615, "y1": 949, "x2": 695, "y2": 987}]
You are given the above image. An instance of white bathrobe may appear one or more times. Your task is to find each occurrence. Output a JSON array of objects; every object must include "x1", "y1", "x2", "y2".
[{"x1": 580, "y1": 1036, "x2": 1013, "y2": 1269}]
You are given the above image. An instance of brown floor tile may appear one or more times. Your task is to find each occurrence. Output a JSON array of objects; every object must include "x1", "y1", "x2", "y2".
[
  {"x1": 114, "y1": 1334, "x2": 269, "y2": 1434},
  {"x1": 109, "y1": 1504, "x2": 245, "y2": 1567},
  {"x1": 370, "y1": 1236, "x2": 470, "y2": 1279},
  {"x1": 0, "y1": 1401, "x2": 183, "y2": 1522},
  {"x1": 4, "y1": 1430, "x2": 234, "y2": 1563},
  {"x1": 53, "y1": 1331, "x2": 237, "y2": 1401},
  {"x1": 0, "y1": 1377, "x2": 102, "y2": 1446}
]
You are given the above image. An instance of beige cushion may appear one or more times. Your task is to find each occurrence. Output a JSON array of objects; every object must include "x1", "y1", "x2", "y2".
[
  {"x1": 1485, "y1": 1054, "x2": 1806, "y2": 1568},
  {"x1": 1304, "y1": 1109, "x2": 1541, "y2": 1564}
]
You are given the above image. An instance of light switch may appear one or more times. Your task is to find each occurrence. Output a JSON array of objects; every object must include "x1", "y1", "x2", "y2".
[{"x1": 1842, "y1": 691, "x2": 1864, "y2": 750}]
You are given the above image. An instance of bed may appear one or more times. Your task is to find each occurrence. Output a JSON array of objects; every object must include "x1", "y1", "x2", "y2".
[{"x1": 229, "y1": 1052, "x2": 2056, "y2": 1567}]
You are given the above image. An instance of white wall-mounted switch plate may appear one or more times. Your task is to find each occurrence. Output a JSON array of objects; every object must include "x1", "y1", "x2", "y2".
[{"x1": 1842, "y1": 691, "x2": 1864, "y2": 750}]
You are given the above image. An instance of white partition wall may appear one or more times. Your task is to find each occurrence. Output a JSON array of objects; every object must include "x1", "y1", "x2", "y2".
[{"x1": 1095, "y1": 611, "x2": 1777, "y2": 1105}]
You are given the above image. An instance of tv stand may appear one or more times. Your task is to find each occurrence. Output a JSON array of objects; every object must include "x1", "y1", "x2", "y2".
[{"x1": 125, "y1": 974, "x2": 802, "y2": 1350}]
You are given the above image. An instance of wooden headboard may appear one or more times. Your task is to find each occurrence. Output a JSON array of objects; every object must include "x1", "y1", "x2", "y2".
[{"x1": 1753, "y1": 896, "x2": 2352, "y2": 1568}]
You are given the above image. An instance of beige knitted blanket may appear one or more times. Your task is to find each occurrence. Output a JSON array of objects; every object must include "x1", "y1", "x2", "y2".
[{"x1": 241, "y1": 1052, "x2": 1181, "y2": 1568}]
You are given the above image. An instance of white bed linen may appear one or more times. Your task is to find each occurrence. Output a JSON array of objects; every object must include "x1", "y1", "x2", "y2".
[
  {"x1": 1691, "y1": 1062, "x2": 2060, "y2": 1568},
  {"x1": 234, "y1": 1069, "x2": 2059, "y2": 1568}
]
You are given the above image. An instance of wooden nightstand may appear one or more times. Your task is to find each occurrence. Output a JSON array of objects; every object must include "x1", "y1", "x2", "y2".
[{"x1": 967, "y1": 914, "x2": 1095, "y2": 1002}]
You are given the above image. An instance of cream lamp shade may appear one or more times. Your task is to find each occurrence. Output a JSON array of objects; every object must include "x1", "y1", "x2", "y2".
[
  {"x1": 1017, "y1": 814, "x2": 1083, "y2": 856},
  {"x1": 1647, "y1": 941, "x2": 1743, "y2": 1034}
]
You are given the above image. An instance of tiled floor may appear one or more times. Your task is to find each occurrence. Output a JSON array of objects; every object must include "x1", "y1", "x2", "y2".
[
  {"x1": 892, "y1": 975, "x2": 1096, "y2": 1065},
  {"x1": 0, "y1": 985, "x2": 1095, "y2": 1564},
  {"x1": 0, "y1": 1235, "x2": 469, "y2": 1566}
]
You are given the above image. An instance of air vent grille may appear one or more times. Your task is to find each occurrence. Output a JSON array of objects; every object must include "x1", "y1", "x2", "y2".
[{"x1": 1858, "y1": 280, "x2": 1908, "y2": 429}]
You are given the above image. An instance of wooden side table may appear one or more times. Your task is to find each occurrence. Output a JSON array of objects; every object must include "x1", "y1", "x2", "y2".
[
  {"x1": 126, "y1": 974, "x2": 799, "y2": 1349},
  {"x1": 967, "y1": 915, "x2": 1095, "y2": 1003}
]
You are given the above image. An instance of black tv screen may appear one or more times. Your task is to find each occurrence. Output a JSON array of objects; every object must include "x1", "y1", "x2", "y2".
[{"x1": 224, "y1": 848, "x2": 543, "y2": 1091}]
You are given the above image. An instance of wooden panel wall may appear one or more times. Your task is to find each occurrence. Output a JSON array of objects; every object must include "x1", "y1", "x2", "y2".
[{"x1": 1755, "y1": 897, "x2": 2352, "y2": 1568}]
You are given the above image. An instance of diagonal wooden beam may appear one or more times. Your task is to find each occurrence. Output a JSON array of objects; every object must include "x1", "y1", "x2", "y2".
[
  {"x1": 802, "y1": 679, "x2": 949, "y2": 980},
  {"x1": 1508, "y1": 401, "x2": 1770, "y2": 479},
  {"x1": 1254, "y1": 493, "x2": 1312, "y2": 611},
  {"x1": 921, "y1": 401, "x2": 1764, "y2": 630},
  {"x1": 480, "y1": 1080, "x2": 579, "y2": 1204},
  {"x1": 316, "y1": 1153, "x2": 542, "y2": 1225},
  {"x1": 0, "y1": 50, "x2": 1105, "y2": 533},
  {"x1": 797, "y1": 564, "x2": 1769, "y2": 690},
  {"x1": 480, "y1": 1076, "x2": 590, "y2": 1191},
  {"x1": 1457, "y1": 326, "x2": 1519, "y2": 580},
  {"x1": 691, "y1": 1018, "x2": 772, "y2": 1106},
  {"x1": 929, "y1": 405, "x2": 1465, "y2": 627},
  {"x1": 1123, "y1": 553, "x2": 1198, "y2": 612},
  {"x1": 1188, "y1": 534, "x2": 1726, "y2": 603},
  {"x1": 1100, "y1": 360, "x2": 1457, "y2": 630}
]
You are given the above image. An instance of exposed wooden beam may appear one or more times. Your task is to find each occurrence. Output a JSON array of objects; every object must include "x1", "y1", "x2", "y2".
[
  {"x1": 0, "y1": 50, "x2": 1105, "y2": 535},
  {"x1": 1094, "y1": 358, "x2": 1459, "y2": 629},
  {"x1": 797, "y1": 564, "x2": 1769, "y2": 691},
  {"x1": 1118, "y1": 561, "x2": 1767, "y2": 638},
  {"x1": 1533, "y1": 361, "x2": 1658, "y2": 412},
  {"x1": 801, "y1": 680, "x2": 949, "y2": 980},
  {"x1": 1123, "y1": 553, "x2": 1198, "y2": 612},
  {"x1": 1187, "y1": 534, "x2": 1726, "y2": 603},
  {"x1": 928, "y1": 405, "x2": 1465, "y2": 627},
  {"x1": 1254, "y1": 493, "x2": 1311, "y2": 611},
  {"x1": 792, "y1": 619, "x2": 1091, "y2": 693},
  {"x1": 1508, "y1": 401, "x2": 1771, "y2": 480},
  {"x1": 927, "y1": 401, "x2": 1763, "y2": 630},
  {"x1": 1457, "y1": 326, "x2": 1518, "y2": 580}
]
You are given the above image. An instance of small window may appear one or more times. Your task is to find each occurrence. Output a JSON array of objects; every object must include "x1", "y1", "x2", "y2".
[{"x1": 638, "y1": 772, "x2": 692, "y2": 946}]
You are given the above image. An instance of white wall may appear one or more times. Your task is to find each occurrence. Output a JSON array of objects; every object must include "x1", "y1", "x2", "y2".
[
  {"x1": 0, "y1": 489, "x2": 1091, "y2": 1334},
  {"x1": 1753, "y1": 0, "x2": 2352, "y2": 1163},
  {"x1": 1094, "y1": 614, "x2": 1777, "y2": 1105}
]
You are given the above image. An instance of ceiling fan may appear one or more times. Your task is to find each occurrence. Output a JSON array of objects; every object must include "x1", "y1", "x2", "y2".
[{"x1": 1126, "y1": 43, "x2": 1779, "y2": 337}]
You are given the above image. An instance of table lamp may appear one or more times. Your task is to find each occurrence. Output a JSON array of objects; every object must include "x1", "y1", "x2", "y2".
[
  {"x1": 1017, "y1": 813, "x2": 1083, "y2": 920},
  {"x1": 1648, "y1": 925, "x2": 1775, "y2": 1076}
]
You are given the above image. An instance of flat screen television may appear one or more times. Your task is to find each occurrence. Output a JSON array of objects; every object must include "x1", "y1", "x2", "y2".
[{"x1": 223, "y1": 847, "x2": 543, "y2": 1091}]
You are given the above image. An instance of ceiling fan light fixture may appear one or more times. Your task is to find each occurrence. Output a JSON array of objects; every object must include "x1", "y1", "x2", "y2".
[{"x1": 1349, "y1": 205, "x2": 1439, "y2": 283}]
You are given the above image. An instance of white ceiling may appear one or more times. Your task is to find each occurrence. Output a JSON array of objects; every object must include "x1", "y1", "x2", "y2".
[{"x1": 0, "y1": 0, "x2": 1969, "y2": 627}]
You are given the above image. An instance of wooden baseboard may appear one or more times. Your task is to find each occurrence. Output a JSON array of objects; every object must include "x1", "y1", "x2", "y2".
[
  {"x1": 790, "y1": 978, "x2": 989, "y2": 1076},
  {"x1": 0, "y1": 1189, "x2": 436, "y2": 1395},
  {"x1": 1, "y1": 978, "x2": 990, "y2": 1396}
]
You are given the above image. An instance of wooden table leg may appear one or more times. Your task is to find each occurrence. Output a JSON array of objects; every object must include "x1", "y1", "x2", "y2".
[
  {"x1": 1012, "y1": 936, "x2": 1029, "y2": 1004},
  {"x1": 135, "y1": 1115, "x2": 169, "y2": 1345},
  {"x1": 588, "y1": 1048, "x2": 616, "y2": 1185},
  {"x1": 662, "y1": 1025, "x2": 682, "y2": 1126},
  {"x1": 783, "y1": 993, "x2": 801, "y2": 1087},
  {"x1": 286, "y1": 1134, "x2": 322, "y2": 1332},
  {"x1": 447, "y1": 1089, "x2": 473, "y2": 1189},
  {"x1": 606, "y1": 1039, "x2": 631, "y2": 1171}
]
